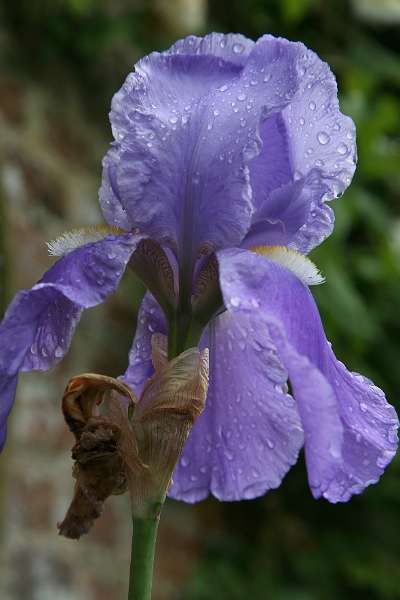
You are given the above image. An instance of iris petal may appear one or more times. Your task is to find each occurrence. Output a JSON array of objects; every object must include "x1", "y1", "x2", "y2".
[
  {"x1": 100, "y1": 35, "x2": 303, "y2": 262},
  {"x1": 217, "y1": 248, "x2": 398, "y2": 502},
  {"x1": 0, "y1": 234, "x2": 142, "y2": 448},
  {"x1": 245, "y1": 36, "x2": 356, "y2": 251},
  {"x1": 170, "y1": 311, "x2": 304, "y2": 502}
]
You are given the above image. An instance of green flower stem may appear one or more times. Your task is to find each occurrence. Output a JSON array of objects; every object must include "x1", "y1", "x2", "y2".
[
  {"x1": 129, "y1": 265, "x2": 205, "y2": 598},
  {"x1": 128, "y1": 515, "x2": 160, "y2": 600}
]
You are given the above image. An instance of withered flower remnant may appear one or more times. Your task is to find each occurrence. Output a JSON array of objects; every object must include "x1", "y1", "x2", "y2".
[{"x1": 58, "y1": 336, "x2": 209, "y2": 539}]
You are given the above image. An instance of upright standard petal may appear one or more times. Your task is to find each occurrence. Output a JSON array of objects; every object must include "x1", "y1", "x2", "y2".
[
  {"x1": 100, "y1": 34, "x2": 302, "y2": 262},
  {"x1": 0, "y1": 233, "x2": 142, "y2": 448},
  {"x1": 245, "y1": 36, "x2": 356, "y2": 252},
  {"x1": 218, "y1": 248, "x2": 398, "y2": 502},
  {"x1": 169, "y1": 311, "x2": 304, "y2": 502}
]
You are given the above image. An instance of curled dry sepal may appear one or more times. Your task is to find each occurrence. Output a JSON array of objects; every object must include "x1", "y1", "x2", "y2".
[{"x1": 58, "y1": 335, "x2": 209, "y2": 539}]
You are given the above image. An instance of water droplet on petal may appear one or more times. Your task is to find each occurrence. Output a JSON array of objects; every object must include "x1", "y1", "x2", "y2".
[
  {"x1": 299, "y1": 117, "x2": 305, "y2": 126},
  {"x1": 233, "y1": 43, "x2": 244, "y2": 54},
  {"x1": 359, "y1": 402, "x2": 368, "y2": 413},
  {"x1": 55, "y1": 346, "x2": 63, "y2": 358},
  {"x1": 224, "y1": 449, "x2": 234, "y2": 461},
  {"x1": 337, "y1": 142, "x2": 348, "y2": 155},
  {"x1": 309, "y1": 101, "x2": 316, "y2": 111},
  {"x1": 180, "y1": 456, "x2": 189, "y2": 467},
  {"x1": 230, "y1": 296, "x2": 241, "y2": 307},
  {"x1": 237, "y1": 93, "x2": 246, "y2": 102},
  {"x1": 317, "y1": 131, "x2": 330, "y2": 145},
  {"x1": 169, "y1": 115, "x2": 178, "y2": 125},
  {"x1": 219, "y1": 84, "x2": 228, "y2": 92}
]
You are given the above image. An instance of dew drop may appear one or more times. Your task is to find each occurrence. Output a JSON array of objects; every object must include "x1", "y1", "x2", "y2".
[
  {"x1": 317, "y1": 131, "x2": 330, "y2": 145},
  {"x1": 219, "y1": 84, "x2": 228, "y2": 92},
  {"x1": 224, "y1": 450, "x2": 234, "y2": 461},
  {"x1": 230, "y1": 296, "x2": 241, "y2": 307},
  {"x1": 180, "y1": 456, "x2": 189, "y2": 467},
  {"x1": 263, "y1": 73, "x2": 271, "y2": 83},
  {"x1": 309, "y1": 101, "x2": 316, "y2": 111},
  {"x1": 169, "y1": 115, "x2": 178, "y2": 125},
  {"x1": 329, "y1": 441, "x2": 340, "y2": 459},
  {"x1": 237, "y1": 93, "x2": 246, "y2": 102},
  {"x1": 299, "y1": 117, "x2": 305, "y2": 126},
  {"x1": 233, "y1": 43, "x2": 244, "y2": 54},
  {"x1": 55, "y1": 346, "x2": 63, "y2": 358},
  {"x1": 359, "y1": 402, "x2": 368, "y2": 413},
  {"x1": 337, "y1": 142, "x2": 348, "y2": 155},
  {"x1": 213, "y1": 109, "x2": 220, "y2": 117}
]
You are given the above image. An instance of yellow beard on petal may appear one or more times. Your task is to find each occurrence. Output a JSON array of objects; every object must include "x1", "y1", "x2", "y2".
[
  {"x1": 47, "y1": 225, "x2": 127, "y2": 257},
  {"x1": 250, "y1": 245, "x2": 325, "y2": 286}
]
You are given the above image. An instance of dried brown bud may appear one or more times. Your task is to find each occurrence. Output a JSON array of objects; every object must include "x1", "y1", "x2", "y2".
[
  {"x1": 128, "y1": 334, "x2": 209, "y2": 516},
  {"x1": 58, "y1": 375, "x2": 140, "y2": 539},
  {"x1": 58, "y1": 341, "x2": 209, "y2": 536}
]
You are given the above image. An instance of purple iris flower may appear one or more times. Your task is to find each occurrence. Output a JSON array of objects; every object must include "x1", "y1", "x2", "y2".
[{"x1": 0, "y1": 33, "x2": 397, "y2": 504}]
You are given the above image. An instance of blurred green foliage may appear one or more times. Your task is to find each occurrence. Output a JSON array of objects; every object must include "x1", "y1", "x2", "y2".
[{"x1": 1, "y1": 0, "x2": 400, "y2": 598}]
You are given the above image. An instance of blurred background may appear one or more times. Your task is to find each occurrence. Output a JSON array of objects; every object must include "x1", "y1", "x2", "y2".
[{"x1": 0, "y1": 0, "x2": 400, "y2": 598}]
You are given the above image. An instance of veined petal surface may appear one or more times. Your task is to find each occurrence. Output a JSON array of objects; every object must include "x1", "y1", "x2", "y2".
[
  {"x1": 100, "y1": 34, "x2": 303, "y2": 260},
  {"x1": 217, "y1": 248, "x2": 398, "y2": 502}
]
